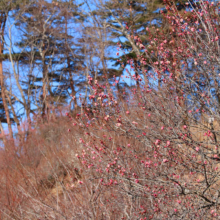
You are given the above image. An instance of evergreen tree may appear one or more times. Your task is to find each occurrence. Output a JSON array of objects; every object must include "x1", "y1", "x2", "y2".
[
  {"x1": 92, "y1": 0, "x2": 189, "y2": 88},
  {"x1": 0, "y1": 0, "x2": 29, "y2": 137},
  {"x1": 15, "y1": 0, "x2": 86, "y2": 116}
]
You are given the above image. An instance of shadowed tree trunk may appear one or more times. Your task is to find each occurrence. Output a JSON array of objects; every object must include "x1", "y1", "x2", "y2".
[{"x1": 0, "y1": 12, "x2": 13, "y2": 139}]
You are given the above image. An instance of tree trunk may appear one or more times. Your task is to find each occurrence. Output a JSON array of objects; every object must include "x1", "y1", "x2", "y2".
[{"x1": 0, "y1": 42, "x2": 13, "y2": 139}]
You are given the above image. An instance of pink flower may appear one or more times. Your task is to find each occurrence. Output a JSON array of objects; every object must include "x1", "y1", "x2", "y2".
[
  {"x1": 116, "y1": 52, "x2": 119, "y2": 56},
  {"x1": 104, "y1": 116, "x2": 109, "y2": 121},
  {"x1": 177, "y1": 200, "x2": 181, "y2": 204},
  {"x1": 155, "y1": 139, "x2": 160, "y2": 145},
  {"x1": 163, "y1": 159, "x2": 169, "y2": 163},
  {"x1": 116, "y1": 123, "x2": 122, "y2": 127}
]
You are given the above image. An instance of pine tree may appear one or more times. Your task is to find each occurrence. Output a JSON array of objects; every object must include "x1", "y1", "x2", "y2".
[
  {"x1": 0, "y1": 0, "x2": 29, "y2": 137},
  {"x1": 92, "y1": 0, "x2": 189, "y2": 88},
  {"x1": 15, "y1": 0, "x2": 86, "y2": 116}
]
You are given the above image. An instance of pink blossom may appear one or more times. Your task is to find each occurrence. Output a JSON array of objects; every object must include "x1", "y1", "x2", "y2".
[
  {"x1": 163, "y1": 159, "x2": 169, "y2": 163},
  {"x1": 135, "y1": 179, "x2": 139, "y2": 183},
  {"x1": 116, "y1": 123, "x2": 122, "y2": 127},
  {"x1": 177, "y1": 200, "x2": 181, "y2": 204},
  {"x1": 155, "y1": 139, "x2": 160, "y2": 145}
]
